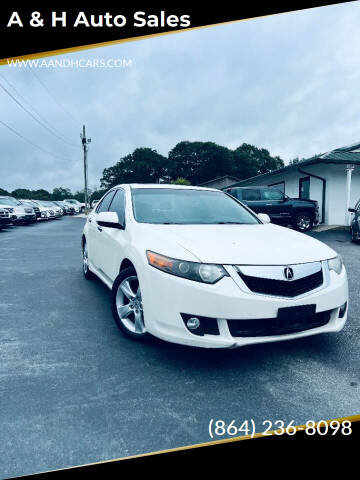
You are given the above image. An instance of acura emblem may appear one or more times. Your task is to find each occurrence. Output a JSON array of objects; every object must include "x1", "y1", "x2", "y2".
[{"x1": 284, "y1": 267, "x2": 294, "y2": 280}]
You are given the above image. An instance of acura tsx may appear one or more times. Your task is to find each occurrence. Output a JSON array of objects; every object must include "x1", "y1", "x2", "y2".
[{"x1": 82, "y1": 184, "x2": 348, "y2": 348}]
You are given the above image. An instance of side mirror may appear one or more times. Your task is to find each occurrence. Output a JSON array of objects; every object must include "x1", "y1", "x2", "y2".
[
  {"x1": 258, "y1": 213, "x2": 271, "y2": 223},
  {"x1": 97, "y1": 211, "x2": 124, "y2": 229},
  {"x1": 348, "y1": 208, "x2": 356, "y2": 213}
]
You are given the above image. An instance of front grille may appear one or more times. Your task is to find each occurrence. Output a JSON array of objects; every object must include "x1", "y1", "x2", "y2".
[
  {"x1": 227, "y1": 309, "x2": 332, "y2": 337},
  {"x1": 0, "y1": 210, "x2": 9, "y2": 218},
  {"x1": 238, "y1": 270, "x2": 323, "y2": 298}
]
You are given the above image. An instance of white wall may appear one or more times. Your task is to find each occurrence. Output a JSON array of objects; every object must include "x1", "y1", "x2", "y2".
[{"x1": 238, "y1": 163, "x2": 360, "y2": 225}]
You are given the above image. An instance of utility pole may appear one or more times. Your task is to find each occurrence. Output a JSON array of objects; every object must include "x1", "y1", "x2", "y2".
[{"x1": 80, "y1": 125, "x2": 91, "y2": 211}]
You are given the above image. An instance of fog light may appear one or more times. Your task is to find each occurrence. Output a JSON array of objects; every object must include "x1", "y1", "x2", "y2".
[
  {"x1": 187, "y1": 317, "x2": 201, "y2": 330},
  {"x1": 339, "y1": 302, "x2": 347, "y2": 318}
]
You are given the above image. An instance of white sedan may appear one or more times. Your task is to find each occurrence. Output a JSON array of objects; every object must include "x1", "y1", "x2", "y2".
[{"x1": 82, "y1": 184, "x2": 348, "y2": 348}]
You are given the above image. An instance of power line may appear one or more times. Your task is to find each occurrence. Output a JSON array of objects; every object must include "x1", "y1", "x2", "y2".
[
  {"x1": 0, "y1": 72, "x2": 79, "y2": 148},
  {"x1": 0, "y1": 80, "x2": 80, "y2": 149},
  {"x1": 0, "y1": 119, "x2": 74, "y2": 162},
  {"x1": 30, "y1": 69, "x2": 81, "y2": 128}
]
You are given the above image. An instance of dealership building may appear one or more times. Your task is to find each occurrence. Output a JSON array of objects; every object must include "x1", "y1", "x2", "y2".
[{"x1": 226, "y1": 142, "x2": 360, "y2": 226}]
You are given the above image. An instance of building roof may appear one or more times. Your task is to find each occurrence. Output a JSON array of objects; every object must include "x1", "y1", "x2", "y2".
[
  {"x1": 227, "y1": 141, "x2": 360, "y2": 188},
  {"x1": 197, "y1": 175, "x2": 240, "y2": 186}
]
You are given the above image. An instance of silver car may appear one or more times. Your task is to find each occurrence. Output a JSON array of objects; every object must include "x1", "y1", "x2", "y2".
[{"x1": 0, "y1": 196, "x2": 36, "y2": 224}]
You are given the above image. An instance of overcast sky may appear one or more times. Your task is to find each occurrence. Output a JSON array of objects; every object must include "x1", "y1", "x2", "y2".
[{"x1": 1, "y1": 2, "x2": 360, "y2": 193}]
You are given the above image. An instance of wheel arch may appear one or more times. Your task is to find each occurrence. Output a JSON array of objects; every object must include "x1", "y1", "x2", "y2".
[{"x1": 119, "y1": 258, "x2": 135, "y2": 273}]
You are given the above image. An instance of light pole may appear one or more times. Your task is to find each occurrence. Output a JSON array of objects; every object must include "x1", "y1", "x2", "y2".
[
  {"x1": 80, "y1": 125, "x2": 91, "y2": 211},
  {"x1": 346, "y1": 164, "x2": 354, "y2": 225}
]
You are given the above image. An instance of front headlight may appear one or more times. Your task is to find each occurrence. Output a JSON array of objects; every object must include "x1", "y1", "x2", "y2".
[
  {"x1": 328, "y1": 256, "x2": 343, "y2": 275},
  {"x1": 146, "y1": 251, "x2": 229, "y2": 284}
]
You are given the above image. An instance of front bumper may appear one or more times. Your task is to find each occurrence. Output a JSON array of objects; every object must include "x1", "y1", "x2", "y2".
[
  {"x1": 14, "y1": 213, "x2": 36, "y2": 223},
  {"x1": 0, "y1": 217, "x2": 12, "y2": 226},
  {"x1": 140, "y1": 263, "x2": 348, "y2": 348}
]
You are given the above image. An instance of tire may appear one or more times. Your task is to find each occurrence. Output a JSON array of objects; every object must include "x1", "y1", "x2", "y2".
[
  {"x1": 351, "y1": 228, "x2": 359, "y2": 244},
  {"x1": 82, "y1": 241, "x2": 94, "y2": 279},
  {"x1": 293, "y1": 211, "x2": 313, "y2": 232},
  {"x1": 111, "y1": 267, "x2": 151, "y2": 342}
]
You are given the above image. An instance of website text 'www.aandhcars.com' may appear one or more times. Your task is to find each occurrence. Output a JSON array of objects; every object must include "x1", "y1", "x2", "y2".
[{"x1": 6, "y1": 58, "x2": 133, "y2": 68}]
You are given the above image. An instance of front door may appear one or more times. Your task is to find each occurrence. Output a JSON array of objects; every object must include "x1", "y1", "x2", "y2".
[
  {"x1": 260, "y1": 188, "x2": 292, "y2": 221},
  {"x1": 95, "y1": 188, "x2": 127, "y2": 282}
]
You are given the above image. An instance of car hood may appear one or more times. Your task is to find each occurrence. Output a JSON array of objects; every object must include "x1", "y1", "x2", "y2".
[{"x1": 137, "y1": 223, "x2": 337, "y2": 265}]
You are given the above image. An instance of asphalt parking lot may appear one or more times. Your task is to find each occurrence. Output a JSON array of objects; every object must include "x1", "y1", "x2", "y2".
[{"x1": 0, "y1": 218, "x2": 359, "y2": 478}]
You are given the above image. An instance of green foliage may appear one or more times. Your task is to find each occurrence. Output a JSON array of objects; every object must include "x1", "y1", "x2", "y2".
[
  {"x1": 0, "y1": 188, "x2": 10, "y2": 196},
  {"x1": 11, "y1": 188, "x2": 32, "y2": 199},
  {"x1": 170, "y1": 177, "x2": 191, "y2": 185},
  {"x1": 101, "y1": 148, "x2": 169, "y2": 189},
  {"x1": 11, "y1": 188, "x2": 51, "y2": 200},
  {"x1": 52, "y1": 187, "x2": 72, "y2": 200},
  {"x1": 90, "y1": 188, "x2": 108, "y2": 201},
  {"x1": 232, "y1": 143, "x2": 285, "y2": 179},
  {"x1": 168, "y1": 141, "x2": 234, "y2": 185}
]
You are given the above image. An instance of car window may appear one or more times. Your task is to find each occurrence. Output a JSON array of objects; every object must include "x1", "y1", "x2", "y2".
[
  {"x1": 132, "y1": 188, "x2": 260, "y2": 225},
  {"x1": 241, "y1": 189, "x2": 261, "y2": 201},
  {"x1": 261, "y1": 189, "x2": 284, "y2": 201},
  {"x1": 109, "y1": 189, "x2": 125, "y2": 225},
  {"x1": 96, "y1": 191, "x2": 116, "y2": 213}
]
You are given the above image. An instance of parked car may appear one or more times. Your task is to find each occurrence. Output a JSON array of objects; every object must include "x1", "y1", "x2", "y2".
[
  {"x1": 349, "y1": 199, "x2": 360, "y2": 243},
  {"x1": 0, "y1": 207, "x2": 12, "y2": 229},
  {"x1": 225, "y1": 186, "x2": 319, "y2": 232},
  {"x1": 26, "y1": 200, "x2": 51, "y2": 220},
  {"x1": 52, "y1": 201, "x2": 67, "y2": 215},
  {"x1": 0, "y1": 196, "x2": 36, "y2": 224},
  {"x1": 32, "y1": 200, "x2": 62, "y2": 219},
  {"x1": 19, "y1": 200, "x2": 41, "y2": 220},
  {"x1": 60, "y1": 201, "x2": 76, "y2": 215},
  {"x1": 82, "y1": 184, "x2": 348, "y2": 349},
  {"x1": 64, "y1": 199, "x2": 83, "y2": 213}
]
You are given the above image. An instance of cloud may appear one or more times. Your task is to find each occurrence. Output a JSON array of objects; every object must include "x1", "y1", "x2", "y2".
[{"x1": 1, "y1": 2, "x2": 360, "y2": 192}]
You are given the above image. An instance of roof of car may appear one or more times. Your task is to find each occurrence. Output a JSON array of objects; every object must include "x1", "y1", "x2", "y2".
[
  {"x1": 228, "y1": 186, "x2": 271, "y2": 190},
  {"x1": 115, "y1": 183, "x2": 219, "y2": 192}
]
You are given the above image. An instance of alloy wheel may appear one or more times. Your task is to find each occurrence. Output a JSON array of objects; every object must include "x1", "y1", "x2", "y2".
[
  {"x1": 83, "y1": 244, "x2": 89, "y2": 274},
  {"x1": 115, "y1": 275, "x2": 146, "y2": 334},
  {"x1": 297, "y1": 214, "x2": 311, "y2": 231}
]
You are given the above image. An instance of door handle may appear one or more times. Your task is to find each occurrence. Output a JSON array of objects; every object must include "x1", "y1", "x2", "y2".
[{"x1": 97, "y1": 225, "x2": 102, "y2": 232}]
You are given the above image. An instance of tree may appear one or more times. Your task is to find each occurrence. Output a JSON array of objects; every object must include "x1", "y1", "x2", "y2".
[
  {"x1": 90, "y1": 188, "x2": 108, "y2": 202},
  {"x1": 11, "y1": 189, "x2": 33, "y2": 199},
  {"x1": 51, "y1": 187, "x2": 72, "y2": 200},
  {"x1": 31, "y1": 189, "x2": 51, "y2": 200},
  {"x1": 232, "y1": 143, "x2": 285, "y2": 179},
  {"x1": 0, "y1": 188, "x2": 10, "y2": 196},
  {"x1": 101, "y1": 148, "x2": 169, "y2": 188},
  {"x1": 168, "y1": 141, "x2": 233, "y2": 185}
]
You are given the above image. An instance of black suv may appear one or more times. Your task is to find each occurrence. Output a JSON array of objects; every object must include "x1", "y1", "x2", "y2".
[
  {"x1": 225, "y1": 186, "x2": 319, "y2": 232},
  {"x1": 349, "y1": 199, "x2": 360, "y2": 243}
]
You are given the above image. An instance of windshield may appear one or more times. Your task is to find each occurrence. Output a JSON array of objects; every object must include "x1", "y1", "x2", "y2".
[
  {"x1": 0, "y1": 197, "x2": 20, "y2": 206},
  {"x1": 65, "y1": 199, "x2": 78, "y2": 204},
  {"x1": 132, "y1": 188, "x2": 260, "y2": 225}
]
